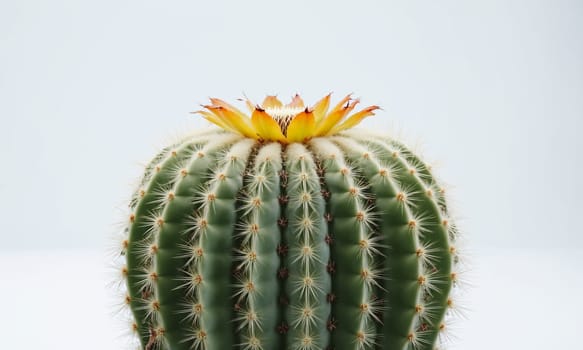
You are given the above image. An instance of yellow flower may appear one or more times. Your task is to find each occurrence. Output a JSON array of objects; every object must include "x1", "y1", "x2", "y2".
[{"x1": 194, "y1": 94, "x2": 380, "y2": 143}]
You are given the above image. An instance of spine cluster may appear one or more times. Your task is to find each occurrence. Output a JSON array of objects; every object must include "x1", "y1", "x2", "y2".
[
  {"x1": 113, "y1": 129, "x2": 463, "y2": 350},
  {"x1": 283, "y1": 144, "x2": 331, "y2": 349},
  {"x1": 233, "y1": 142, "x2": 283, "y2": 350},
  {"x1": 311, "y1": 138, "x2": 382, "y2": 350}
]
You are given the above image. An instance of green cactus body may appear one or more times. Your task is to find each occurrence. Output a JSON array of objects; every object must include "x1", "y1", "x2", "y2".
[{"x1": 115, "y1": 95, "x2": 462, "y2": 350}]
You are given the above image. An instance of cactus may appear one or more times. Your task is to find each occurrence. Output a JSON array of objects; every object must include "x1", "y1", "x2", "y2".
[{"x1": 114, "y1": 94, "x2": 463, "y2": 350}]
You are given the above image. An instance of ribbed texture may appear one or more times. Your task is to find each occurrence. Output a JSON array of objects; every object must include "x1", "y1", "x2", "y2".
[{"x1": 117, "y1": 129, "x2": 459, "y2": 350}]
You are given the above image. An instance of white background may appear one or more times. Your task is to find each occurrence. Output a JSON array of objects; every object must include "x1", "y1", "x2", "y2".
[{"x1": 1, "y1": 0, "x2": 582, "y2": 348}]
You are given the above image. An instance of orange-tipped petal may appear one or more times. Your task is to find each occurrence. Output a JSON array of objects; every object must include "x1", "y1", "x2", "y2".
[
  {"x1": 237, "y1": 94, "x2": 256, "y2": 113},
  {"x1": 286, "y1": 94, "x2": 305, "y2": 109},
  {"x1": 312, "y1": 93, "x2": 331, "y2": 123},
  {"x1": 329, "y1": 94, "x2": 352, "y2": 115},
  {"x1": 245, "y1": 99, "x2": 255, "y2": 113},
  {"x1": 193, "y1": 110, "x2": 236, "y2": 131},
  {"x1": 329, "y1": 105, "x2": 380, "y2": 134},
  {"x1": 205, "y1": 105, "x2": 257, "y2": 138},
  {"x1": 209, "y1": 98, "x2": 249, "y2": 118},
  {"x1": 202, "y1": 105, "x2": 234, "y2": 128},
  {"x1": 251, "y1": 108, "x2": 287, "y2": 142},
  {"x1": 286, "y1": 109, "x2": 316, "y2": 143},
  {"x1": 315, "y1": 99, "x2": 360, "y2": 136},
  {"x1": 262, "y1": 95, "x2": 283, "y2": 109}
]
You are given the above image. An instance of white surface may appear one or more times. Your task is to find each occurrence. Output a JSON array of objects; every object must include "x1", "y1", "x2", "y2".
[{"x1": 1, "y1": 249, "x2": 580, "y2": 349}]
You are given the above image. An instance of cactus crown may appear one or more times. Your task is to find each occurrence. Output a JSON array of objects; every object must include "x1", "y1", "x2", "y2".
[{"x1": 195, "y1": 94, "x2": 380, "y2": 143}]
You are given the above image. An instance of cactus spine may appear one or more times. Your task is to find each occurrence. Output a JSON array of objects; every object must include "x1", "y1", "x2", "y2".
[{"x1": 114, "y1": 95, "x2": 462, "y2": 350}]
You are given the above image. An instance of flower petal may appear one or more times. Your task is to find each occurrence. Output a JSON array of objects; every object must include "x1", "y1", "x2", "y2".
[
  {"x1": 312, "y1": 93, "x2": 331, "y2": 123},
  {"x1": 315, "y1": 98, "x2": 360, "y2": 136},
  {"x1": 205, "y1": 105, "x2": 257, "y2": 138},
  {"x1": 329, "y1": 94, "x2": 352, "y2": 115},
  {"x1": 192, "y1": 110, "x2": 236, "y2": 132},
  {"x1": 244, "y1": 98, "x2": 255, "y2": 113},
  {"x1": 286, "y1": 94, "x2": 305, "y2": 109},
  {"x1": 286, "y1": 109, "x2": 316, "y2": 143},
  {"x1": 209, "y1": 98, "x2": 248, "y2": 119},
  {"x1": 236, "y1": 94, "x2": 256, "y2": 113},
  {"x1": 329, "y1": 105, "x2": 380, "y2": 134},
  {"x1": 262, "y1": 95, "x2": 283, "y2": 109},
  {"x1": 251, "y1": 108, "x2": 287, "y2": 142}
]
